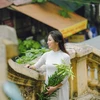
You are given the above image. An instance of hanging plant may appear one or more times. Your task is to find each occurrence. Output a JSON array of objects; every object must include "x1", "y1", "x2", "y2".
[{"x1": 58, "y1": 7, "x2": 71, "y2": 18}]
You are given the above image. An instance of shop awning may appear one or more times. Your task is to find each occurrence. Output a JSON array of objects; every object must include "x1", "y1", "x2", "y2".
[{"x1": 10, "y1": 2, "x2": 87, "y2": 38}]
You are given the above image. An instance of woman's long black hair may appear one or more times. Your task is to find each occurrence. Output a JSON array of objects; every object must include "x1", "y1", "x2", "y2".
[{"x1": 49, "y1": 30, "x2": 69, "y2": 54}]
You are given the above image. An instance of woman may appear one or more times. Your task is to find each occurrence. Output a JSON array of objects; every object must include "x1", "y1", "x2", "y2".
[{"x1": 26, "y1": 30, "x2": 71, "y2": 100}]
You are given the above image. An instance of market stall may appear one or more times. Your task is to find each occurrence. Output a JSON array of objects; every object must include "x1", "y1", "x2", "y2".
[{"x1": 10, "y1": 2, "x2": 87, "y2": 38}]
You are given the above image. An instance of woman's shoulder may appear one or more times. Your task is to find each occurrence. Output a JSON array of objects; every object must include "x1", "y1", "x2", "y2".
[
  {"x1": 61, "y1": 51, "x2": 70, "y2": 59},
  {"x1": 42, "y1": 50, "x2": 52, "y2": 55},
  {"x1": 61, "y1": 51, "x2": 70, "y2": 56},
  {"x1": 61, "y1": 52, "x2": 71, "y2": 65}
]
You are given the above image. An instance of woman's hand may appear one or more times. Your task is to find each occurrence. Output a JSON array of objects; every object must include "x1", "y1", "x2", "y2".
[
  {"x1": 46, "y1": 86, "x2": 57, "y2": 96},
  {"x1": 24, "y1": 64, "x2": 34, "y2": 69},
  {"x1": 24, "y1": 64, "x2": 30, "y2": 68},
  {"x1": 45, "y1": 83, "x2": 62, "y2": 96}
]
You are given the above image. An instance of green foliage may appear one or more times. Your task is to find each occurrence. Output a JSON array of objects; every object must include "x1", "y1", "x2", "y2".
[
  {"x1": 63, "y1": 0, "x2": 100, "y2": 4},
  {"x1": 18, "y1": 39, "x2": 41, "y2": 54},
  {"x1": 32, "y1": 0, "x2": 48, "y2": 3},
  {"x1": 15, "y1": 48, "x2": 49, "y2": 64},
  {"x1": 37, "y1": 60, "x2": 74, "y2": 100},
  {"x1": 58, "y1": 7, "x2": 71, "y2": 18},
  {"x1": 16, "y1": 39, "x2": 49, "y2": 64}
]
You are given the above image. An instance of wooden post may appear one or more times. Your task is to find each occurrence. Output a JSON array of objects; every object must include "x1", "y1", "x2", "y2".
[
  {"x1": 88, "y1": 62, "x2": 97, "y2": 80},
  {"x1": 76, "y1": 56, "x2": 88, "y2": 96},
  {"x1": 0, "y1": 44, "x2": 8, "y2": 100},
  {"x1": 69, "y1": 58, "x2": 78, "y2": 98},
  {"x1": 69, "y1": 56, "x2": 88, "y2": 98},
  {"x1": 98, "y1": 65, "x2": 100, "y2": 83},
  {"x1": 90, "y1": 67, "x2": 95, "y2": 80},
  {"x1": 2, "y1": 39, "x2": 19, "y2": 60},
  {"x1": 96, "y1": 65, "x2": 100, "y2": 91}
]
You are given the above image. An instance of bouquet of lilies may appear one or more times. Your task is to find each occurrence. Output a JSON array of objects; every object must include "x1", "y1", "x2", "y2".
[{"x1": 37, "y1": 60, "x2": 74, "y2": 100}]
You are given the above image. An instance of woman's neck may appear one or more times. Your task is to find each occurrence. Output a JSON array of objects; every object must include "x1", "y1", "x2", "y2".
[{"x1": 53, "y1": 47, "x2": 60, "y2": 52}]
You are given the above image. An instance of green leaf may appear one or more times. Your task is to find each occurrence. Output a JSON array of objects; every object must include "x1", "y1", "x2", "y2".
[{"x1": 37, "y1": 0, "x2": 43, "y2": 3}]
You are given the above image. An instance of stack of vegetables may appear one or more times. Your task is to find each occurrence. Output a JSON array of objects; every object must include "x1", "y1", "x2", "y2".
[
  {"x1": 37, "y1": 60, "x2": 74, "y2": 100},
  {"x1": 15, "y1": 39, "x2": 49, "y2": 64}
]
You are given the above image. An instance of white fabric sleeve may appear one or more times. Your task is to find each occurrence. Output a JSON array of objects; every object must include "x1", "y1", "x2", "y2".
[
  {"x1": 34, "y1": 53, "x2": 47, "y2": 69},
  {"x1": 61, "y1": 55, "x2": 71, "y2": 84},
  {"x1": 61, "y1": 75, "x2": 69, "y2": 84}
]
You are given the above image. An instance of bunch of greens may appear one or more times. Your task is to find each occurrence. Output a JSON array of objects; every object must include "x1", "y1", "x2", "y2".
[
  {"x1": 15, "y1": 48, "x2": 49, "y2": 64},
  {"x1": 15, "y1": 39, "x2": 49, "y2": 64},
  {"x1": 37, "y1": 60, "x2": 74, "y2": 100},
  {"x1": 18, "y1": 39, "x2": 41, "y2": 54}
]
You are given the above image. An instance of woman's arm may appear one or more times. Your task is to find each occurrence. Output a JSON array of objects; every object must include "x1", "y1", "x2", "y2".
[
  {"x1": 61, "y1": 75, "x2": 69, "y2": 84},
  {"x1": 46, "y1": 83, "x2": 62, "y2": 96},
  {"x1": 25, "y1": 53, "x2": 47, "y2": 69}
]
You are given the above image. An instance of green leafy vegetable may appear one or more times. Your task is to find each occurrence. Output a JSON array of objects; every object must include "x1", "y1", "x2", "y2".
[
  {"x1": 15, "y1": 48, "x2": 49, "y2": 64},
  {"x1": 18, "y1": 39, "x2": 41, "y2": 54}
]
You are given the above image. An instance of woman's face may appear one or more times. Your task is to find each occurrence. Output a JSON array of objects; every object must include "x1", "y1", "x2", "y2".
[{"x1": 47, "y1": 34, "x2": 58, "y2": 50}]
